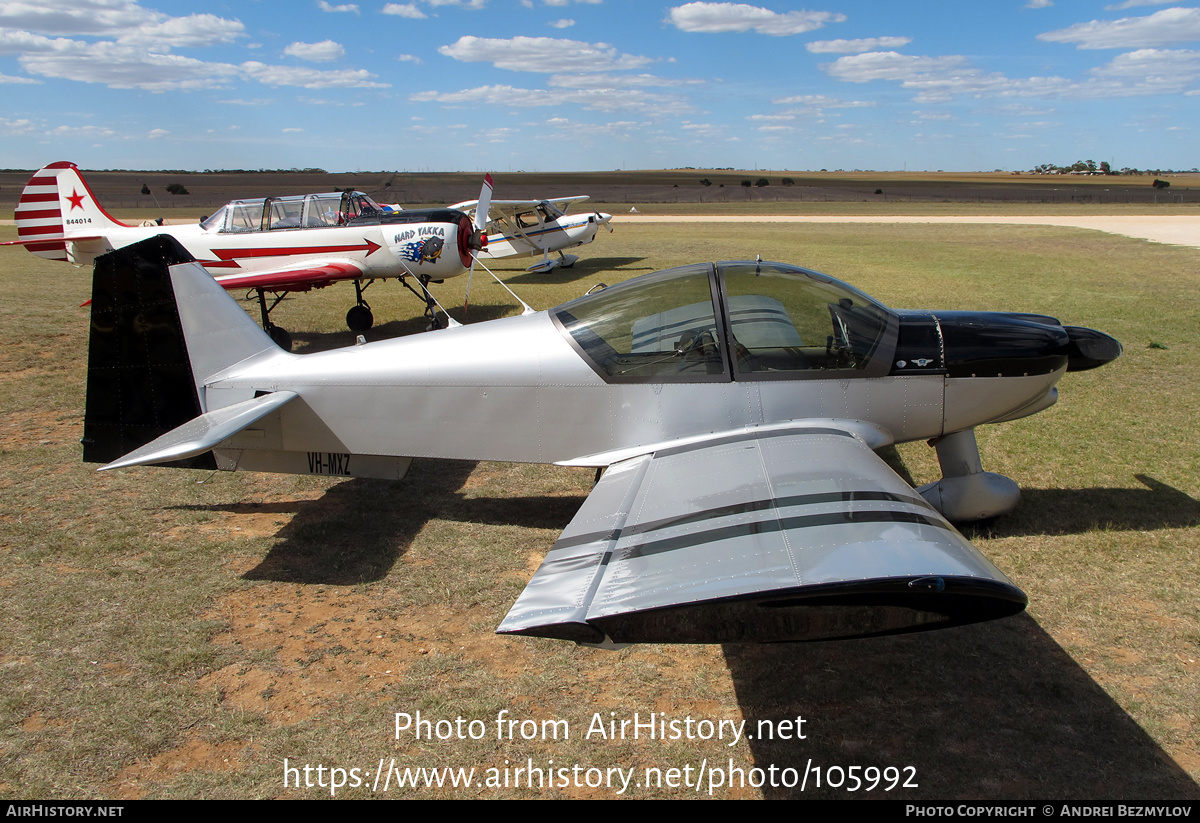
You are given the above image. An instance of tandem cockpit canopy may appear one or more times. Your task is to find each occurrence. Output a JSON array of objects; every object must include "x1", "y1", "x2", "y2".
[
  {"x1": 200, "y1": 191, "x2": 386, "y2": 233},
  {"x1": 552, "y1": 261, "x2": 899, "y2": 382}
]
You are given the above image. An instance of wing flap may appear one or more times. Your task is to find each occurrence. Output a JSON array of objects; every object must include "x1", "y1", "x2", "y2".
[{"x1": 499, "y1": 427, "x2": 1026, "y2": 645}]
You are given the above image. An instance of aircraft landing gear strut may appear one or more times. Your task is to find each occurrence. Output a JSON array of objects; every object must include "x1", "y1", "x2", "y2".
[
  {"x1": 398, "y1": 273, "x2": 445, "y2": 330},
  {"x1": 346, "y1": 279, "x2": 375, "y2": 332},
  {"x1": 917, "y1": 428, "x2": 1020, "y2": 522},
  {"x1": 254, "y1": 288, "x2": 293, "y2": 352}
]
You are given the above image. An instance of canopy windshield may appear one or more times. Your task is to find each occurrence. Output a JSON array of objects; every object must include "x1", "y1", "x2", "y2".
[
  {"x1": 202, "y1": 191, "x2": 383, "y2": 233},
  {"x1": 553, "y1": 261, "x2": 897, "y2": 383}
]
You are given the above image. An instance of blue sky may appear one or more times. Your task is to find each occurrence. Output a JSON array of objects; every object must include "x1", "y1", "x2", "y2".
[{"x1": 1, "y1": 0, "x2": 1197, "y2": 172}]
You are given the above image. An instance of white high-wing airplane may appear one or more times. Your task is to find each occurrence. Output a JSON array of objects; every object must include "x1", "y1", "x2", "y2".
[
  {"x1": 82, "y1": 236, "x2": 1121, "y2": 647},
  {"x1": 4, "y1": 162, "x2": 497, "y2": 349},
  {"x1": 449, "y1": 195, "x2": 613, "y2": 273}
]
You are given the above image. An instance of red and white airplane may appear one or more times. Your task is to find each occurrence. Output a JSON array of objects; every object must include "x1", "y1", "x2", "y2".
[{"x1": 6, "y1": 161, "x2": 498, "y2": 349}]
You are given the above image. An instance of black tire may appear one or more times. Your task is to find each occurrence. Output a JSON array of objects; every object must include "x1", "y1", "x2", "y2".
[
  {"x1": 346, "y1": 304, "x2": 374, "y2": 331},
  {"x1": 268, "y1": 324, "x2": 292, "y2": 351}
]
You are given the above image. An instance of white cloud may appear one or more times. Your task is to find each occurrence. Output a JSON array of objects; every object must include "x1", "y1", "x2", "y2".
[
  {"x1": 397, "y1": 53, "x2": 422, "y2": 63},
  {"x1": 116, "y1": 14, "x2": 244, "y2": 49},
  {"x1": 241, "y1": 61, "x2": 388, "y2": 88},
  {"x1": 772, "y1": 93, "x2": 873, "y2": 108},
  {"x1": 410, "y1": 83, "x2": 691, "y2": 113},
  {"x1": 147, "y1": 128, "x2": 168, "y2": 137},
  {"x1": 382, "y1": 3, "x2": 427, "y2": 18},
  {"x1": 806, "y1": 37, "x2": 912, "y2": 54},
  {"x1": 1038, "y1": 7, "x2": 1200, "y2": 49},
  {"x1": 665, "y1": 2, "x2": 845, "y2": 36},
  {"x1": 825, "y1": 51, "x2": 972, "y2": 83},
  {"x1": 425, "y1": 0, "x2": 487, "y2": 7},
  {"x1": 438, "y1": 35, "x2": 654, "y2": 72},
  {"x1": 0, "y1": 116, "x2": 35, "y2": 134},
  {"x1": 1025, "y1": 0, "x2": 1052, "y2": 8},
  {"x1": 549, "y1": 18, "x2": 574, "y2": 28},
  {"x1": 318, "y1": 1, "x2": 360, "y2": 12},
  {"x1": 824, "y1": 47, "x2": 1200, "y2": 102},
  {"x1": 1105, "y1": 0, "x2": 1172, "y2": 10},
  {"x1": 0, "y1": 19, "x2": 386, "y2": 92},
  {"x1": 0, "y1": 2, "x2": 244, "y2": 48},
  {"x1": 49, "y1": 124, "x2": 115, "y2": 137},
  {"x1": 992, "y1": 103, "x2": 1055, "y2": 115},
  {"x1": 18, "y1": 39, "x2": 243, "y2": 91},
  {"x1": 282, "y1": 127, "x2": 304, "y2": 132},
  {"x1": 548, "y1": 72, "x2": 698, "y2": 88},
  {"x1": 0, "y1": 0, "x2": 156, "y2": 36},
  {"x1": 1089, "y1": 47, "x2": 1200, "y2": 88},
  {"x1": 297, "y1": 96, "x2": 365, "y2": 105},
  {"x1": 284, "y1": 40, "x2": 346, "y2": 62},
  {"x1": 0, "y1": 71, "x2": 38, "y2": 83}
]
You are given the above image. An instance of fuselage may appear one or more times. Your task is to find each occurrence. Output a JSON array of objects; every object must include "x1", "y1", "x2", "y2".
[
  {"x1": 482, "y1": 212, "x2": 611, "y2": 260},
  {"x1": 199, "y1": 262, "x2": 1090, "y2": 474}
]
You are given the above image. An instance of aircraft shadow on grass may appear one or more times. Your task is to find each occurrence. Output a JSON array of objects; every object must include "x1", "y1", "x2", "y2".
[
  {"x1": 167, "y1": 454, "x2": 1200, "y2": 797},
  {"x1": 169, "y1": 460, "x2": 588, "y2": 586},
  {"x1": 723, "y1": 616, "x2": 1200, "y2": 799},
  {"x1": 962, "y1": 475, "x2": 1200, "y2": 539},
  {"x1": 880, "y1": 450, "x2": 1200, "y2": 537},
  {"x1": 504, "y1": 256, "x2": 652, "y2": 285}
]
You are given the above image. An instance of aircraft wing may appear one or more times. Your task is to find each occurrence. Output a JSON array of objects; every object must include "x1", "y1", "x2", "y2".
[
  {"x1": 211, "y1": 259, "x2": 366, "y2": 292},
  {"x1": 498, "y1": 425, "x2": 1027, "y2": 645},
  {"x1": 450, "y1": 196, "x2": 590, "y2": 215}
]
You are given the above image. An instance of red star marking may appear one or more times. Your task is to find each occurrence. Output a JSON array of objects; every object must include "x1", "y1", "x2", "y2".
[{"x1": 66, "y1": 189, "x2": 86, "y2": 211}]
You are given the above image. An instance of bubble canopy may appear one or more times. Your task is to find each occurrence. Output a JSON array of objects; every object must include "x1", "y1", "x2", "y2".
[{"x1": 552, "y1": 261, "x2": 900, "y2": 383}]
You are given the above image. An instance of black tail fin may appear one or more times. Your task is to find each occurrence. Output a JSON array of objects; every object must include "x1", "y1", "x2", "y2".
[{"x1": 82, "y1": 235, "x2": 216, "y2": 469}]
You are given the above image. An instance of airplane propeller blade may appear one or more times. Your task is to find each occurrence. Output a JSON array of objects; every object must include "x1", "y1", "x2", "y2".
[{"x1": 464, "y1": 173, "x2": 494, "y2": 317}]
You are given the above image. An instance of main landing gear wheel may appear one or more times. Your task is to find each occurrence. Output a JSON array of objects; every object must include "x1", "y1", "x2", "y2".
[
  {"x1": 252, "y1": 288, "x2": 292, "y2": 352},
  {"x1": 346, "y1": 304, "x2": 374, "y2": 332},
  {"x1": 268, "y1": 324, "x2": 292, "y2": 352}
]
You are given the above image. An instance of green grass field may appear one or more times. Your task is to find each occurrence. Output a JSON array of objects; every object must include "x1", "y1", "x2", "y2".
[{"x1": 0, "y1": 220, "x2": 1197, "y2": 799}]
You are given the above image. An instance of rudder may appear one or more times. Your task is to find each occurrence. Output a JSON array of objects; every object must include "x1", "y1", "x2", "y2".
[
  {"x1": 13, "y1": 162, "x2": 130, "y2": 262},
  {"x1": 83, "y1": 236, "x2": 214, "y2": 467}
]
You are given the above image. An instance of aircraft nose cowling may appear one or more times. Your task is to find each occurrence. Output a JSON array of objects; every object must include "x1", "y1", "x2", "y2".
[
  {"x1": 938, "y1": 311, "x2": 1072, "y2": 378},
  {"x1": 1064, "y1": 326, "x2": 1123, "y2": 371}
]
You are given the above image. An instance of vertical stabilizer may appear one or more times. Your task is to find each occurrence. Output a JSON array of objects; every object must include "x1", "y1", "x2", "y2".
[
  {"x1": 82, "y1": 235, "x2": 285, "y2": 467},
  {"x1": 13, "y1": 162, "x2": 131, "y2": 262}
]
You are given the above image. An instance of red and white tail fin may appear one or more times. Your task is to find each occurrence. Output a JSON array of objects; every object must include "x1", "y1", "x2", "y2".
[{"x1": 10, "y1": 162, "x2": 131, "y2": 261}]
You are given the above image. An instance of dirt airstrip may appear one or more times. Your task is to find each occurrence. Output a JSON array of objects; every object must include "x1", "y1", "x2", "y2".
[{"x1": 614, "y1": 214, "x2": 1200, "y2": 250}]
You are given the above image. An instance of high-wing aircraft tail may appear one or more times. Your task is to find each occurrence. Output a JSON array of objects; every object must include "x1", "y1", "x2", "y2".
[
  {"x1": 82, "y1": 235, "x2": 290, "y2": 468},
  {"x1": 4, "y1": 162, "x2": 132, "y2": 262}
]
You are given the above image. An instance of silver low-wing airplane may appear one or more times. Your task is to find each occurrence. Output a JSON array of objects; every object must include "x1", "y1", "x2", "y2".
[
  {"x1": 83, "y1": 236, "x2": 1120, "y2": 646},
  {"x1": 5, "y1": 162, "x2": 495, "y2": 348},
  {"x1": 450, "y1": 195, "x2": 613, "y2": 273}
]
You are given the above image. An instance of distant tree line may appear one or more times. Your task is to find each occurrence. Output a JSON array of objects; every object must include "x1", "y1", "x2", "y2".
[{"x1": 1029, "y1": 160, "x2": 1199, "y2": 176}]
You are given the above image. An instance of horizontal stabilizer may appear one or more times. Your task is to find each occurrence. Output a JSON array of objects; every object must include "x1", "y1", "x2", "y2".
[
  {"x1": 499, "y1": 426, "x2": 1026, "y2": 645},
  {"x1": 102, "y1": 391, "x2": 297, "y2": 470}
]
